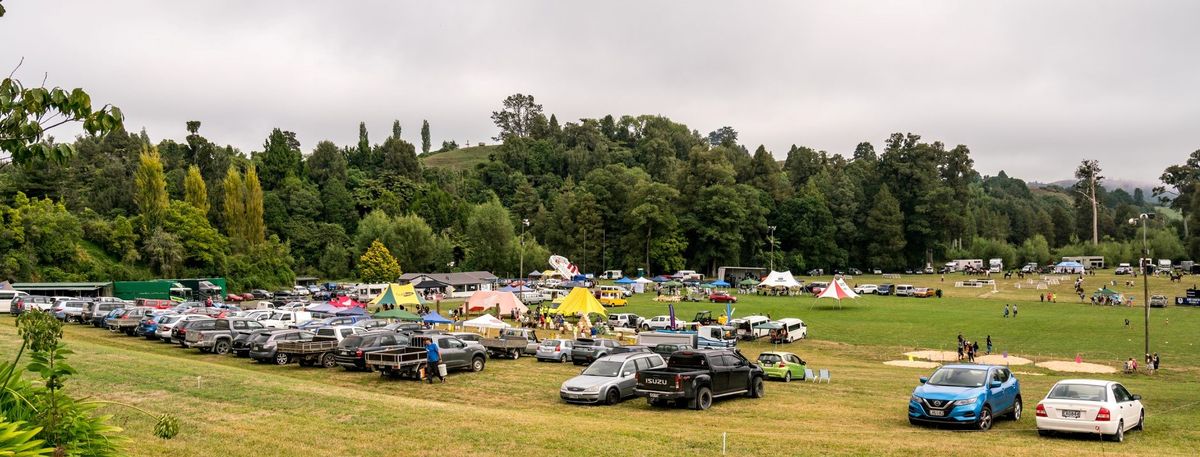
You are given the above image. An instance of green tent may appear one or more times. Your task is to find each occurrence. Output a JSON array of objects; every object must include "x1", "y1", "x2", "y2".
[
  {"x1": 373, "y1": 308, "x2": 423, "y2": 321},
  {"x1": 1095, "y1": 287, "x2": 1120, "y2": 297},
  {"x1": 739, "y1": 278, "x2": 760, "y2": 286},
  {"x1": 663, "y1": 280, "x2": 684, "y2": 287}
]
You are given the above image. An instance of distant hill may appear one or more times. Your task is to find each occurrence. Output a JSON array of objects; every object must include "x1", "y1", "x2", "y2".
[
  {"x1": 1033, "y1": 178, "x2": 1159, "y2": 197},
  {"x1": 420, "y1": 145, "x2": 499, "y2": 171}
]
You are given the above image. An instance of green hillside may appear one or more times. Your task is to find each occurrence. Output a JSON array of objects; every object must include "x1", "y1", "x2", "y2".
[{"x1": 420, "y1": 145, "x2": 499, "y2": 171}]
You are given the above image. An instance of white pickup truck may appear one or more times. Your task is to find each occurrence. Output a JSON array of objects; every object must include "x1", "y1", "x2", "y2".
[{"x1": 256, "y1": 310, "x2": 313, "y2": 329}]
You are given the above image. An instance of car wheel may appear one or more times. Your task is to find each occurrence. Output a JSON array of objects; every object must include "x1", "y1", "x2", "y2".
[
  {"x1": 274, "y1": 353, "x2": 290, "y2": 365},
  {"x1": 976, "y1": 406, "x2": 992, "y2": 431},
  {"x1": 1134, "y1": 411, "x2": 1144, "y2": 431},
  {"x1": 605, "y1": 388, "x2": 620, "y2": 405},
  {"x1": 471, "y1": 356, "x2": 486, "y2": 372},
  {"x1": 748, "y1": 377, "x2": 764, "y2": 398},
  {"x1": 1109, "y1": 420, "x2": 1124, "y2": 442},
  {"x1": 641, "y1": 324, "x2": 649, "y2": 331},
  {"x1": 1010, "y1": 397, "x2": 1022, "y2": 420},
  {"x1": 694, "y1": 387, "x2": 713, "y2": 410},
  {"x1": 783, "y1": 371, "x2": 792, "y2": 383},
  {"x1": 512, "y1": 350, "x2": 520, "y2": 360},
  {"x1": 321, "y1": 353, "x2": 337, "y2": 368},
  {"x1": 560, "y1": 354, "x2": 569, "y2": 363},
  {"x1": 214, "y1": 341, "x2": 231, "y2": 355}
]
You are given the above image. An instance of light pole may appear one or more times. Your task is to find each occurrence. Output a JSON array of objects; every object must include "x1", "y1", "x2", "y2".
[
  {"x1": 1129, "y1": 213, "x2": 1154, "y2": 361},
  {"x1": 520, "y1": 218, "x2": 530, "y2": 284},
  {"x1": 768, "y1": 226, "x2": 777, "y2": 271}
]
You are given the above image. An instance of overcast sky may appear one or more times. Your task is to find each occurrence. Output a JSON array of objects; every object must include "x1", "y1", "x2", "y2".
[{"x1": 3, "y1": 0, "x2": 1198, "y2": 183}]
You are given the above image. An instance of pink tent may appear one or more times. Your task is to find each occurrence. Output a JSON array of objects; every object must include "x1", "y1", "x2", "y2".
[
  {"x1": 329, "y1": 295, "x2": 365, "y2": 308},
  {"x1": 817, "y1": 278, "x2": 859, "y2": 300},
  {"x1": 466, "y1": 291, "x2": 528, "y2": 315}
]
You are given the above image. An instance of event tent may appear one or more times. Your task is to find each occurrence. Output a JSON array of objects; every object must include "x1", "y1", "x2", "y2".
[
  {"x1": 1054, "y1": 261, "x2": 1085, "y2": 274},
  {"x1": 374, "y1": 308, "x2": 422, "y2": 321},
  {"x1": 329, "y1": 295, "x2": 363, "y2": 308},
  {"x1": 335, "y1": 306, "x2": 368, "y2": 316},
  {"x1": 817, "y1": 278, "x2": 859, "y2": 300},
  {"x1": 662, "y1": 280, "x2": 684, "y2": 288},
  {"x1": 527, "y1": 270, "x2": 543, "y2": 277},
  {"x1": 614, "y1": 277, "x2": 636, "y2": 285},
  {"x1": 498, "y1": 285, "x2": 534, "y2": 293},
  {"x1": 759, "y1": 271, "x2": 802, "y2": 288},
  {"x1": 307, "y1": 303, "x2": 341, "y2": 314},
  {"x1": 422, "y1": 311, "x2": 453, "y2": 324},
  {"x1": 551, "y1": 287, "x2": 607, "y2": 316},
  {"x1": 709, "y1": 279, "x2": 731, "y2": 288},
  {"x1": 1094, "y1": 287, "x2": 1121, "y2": 298},
  {"x1": 652, "y1": 276, "x2": 670, "y2": 283},
  {"x1": 738, "y1": 278, "x2": 760, "y2": 287},
  {"x1": 634, "y1": 277, "x2": 654, "y2": 284},
  {"x1": 370, "y1": 283, "x2": 425, "y2": 307},
  {"x1": 412, "y1": 278, "x2": 450, "y2": 290},
  {"x1": 462, "y1": 314, "x2": 511, "y2": 329},
  {"x1": 466, "y1": 290, "x2": 528, "y2": 315}
]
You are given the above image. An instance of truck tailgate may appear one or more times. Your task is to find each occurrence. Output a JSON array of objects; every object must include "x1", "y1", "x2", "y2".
[{"x1": 638, "y1": 371, "x2": 684, "y2": 393}]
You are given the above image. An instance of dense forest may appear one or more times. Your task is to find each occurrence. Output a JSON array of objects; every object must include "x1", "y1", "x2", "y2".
[{"x1": 3, "y1": 92, "x2": 1199, "y2": 290}]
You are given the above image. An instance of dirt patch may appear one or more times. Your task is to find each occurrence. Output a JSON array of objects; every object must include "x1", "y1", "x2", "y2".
[
  {"x1": 974, "y1": 354, "x2": 1032, "y2": 366},
  {"x1": 883, "y1": 360, "x2": 940, "y2": 369},
  {"x1": 1035, "y1": 361, "x2": 1118, "y2": 374},
  {"x1": 903, "y1": 350, "x2": 959, "y2": 362}
]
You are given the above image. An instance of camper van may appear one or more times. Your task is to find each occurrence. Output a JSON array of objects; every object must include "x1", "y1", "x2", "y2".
[
  {"x1": 730, "y1": 315, "x2": 771, "y2": 340},
  {"x1": 988, "y1": 259, "x2": 1003, "y2": 273},
  {"x1": 894, "y1": 285, "x2": 916, "y2": 297},
  {"x1": 775, "y1": 318, "x2": 807, "y2": 343},
  {"x1": 600, "y1": 270, "x2": 623, "y2": 280}
]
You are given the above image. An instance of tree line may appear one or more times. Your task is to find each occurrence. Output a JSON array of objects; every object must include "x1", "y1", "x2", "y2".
[{"x1": 2, "y1": 92, "x2": 1197, "y2": 290}]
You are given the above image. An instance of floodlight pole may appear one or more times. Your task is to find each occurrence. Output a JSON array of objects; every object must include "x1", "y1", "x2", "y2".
[{"x1": 1132, "y1": 213, "x2": 1152, "y2": 361}]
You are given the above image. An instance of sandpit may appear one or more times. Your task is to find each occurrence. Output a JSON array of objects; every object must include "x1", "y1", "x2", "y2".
[
  {"x1": 1035, "y1": 361, "x2": 1118, "y2": 374},
  {"x1": 884, "y1": 360, "x2": 940, "y2": 369},
  {"x1": 974, "y1": 354, "x2": 1032, "y2": 366},
  {"x1": 904, "y1": 350, "x2": 959, "y2": 362}
]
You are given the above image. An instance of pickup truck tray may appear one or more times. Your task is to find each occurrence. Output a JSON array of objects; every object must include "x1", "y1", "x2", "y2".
[
  {"x1": 108, "y1": 317, "x2": 141, "y2": 328},
  {"x1": 276, "y1": 340, "x2": 339, "y2": 354}
]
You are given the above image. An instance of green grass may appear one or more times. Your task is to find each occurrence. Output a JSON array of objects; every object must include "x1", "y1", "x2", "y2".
[
  {"x1": 2, "y1": 271, "x2": 1197, "y2": 456},
  {"x1": 420, "y1": 145, "x2": 498, "y2": 172}
]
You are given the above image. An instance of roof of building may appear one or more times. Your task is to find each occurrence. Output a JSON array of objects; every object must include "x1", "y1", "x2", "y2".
[
  {"x1": 11, "y1": 282, "x2": 112, "y2": 291},
  {"x1": 398, "y1": 271, "x2": 498, "y2": 286}
]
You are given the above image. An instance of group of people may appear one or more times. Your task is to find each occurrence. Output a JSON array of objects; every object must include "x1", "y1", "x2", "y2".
[
  {"x1": 1124, "y1": 354, "x2": 1160, "y2": 374},
  {"x1": 956, "y1": 334, "x2": 993, "y2": 362},
  {"x1": 1039, "y1": 293, "x2": 1056, "y2": 302},
  {"x1": 1003, "y1": 304, "x2": 1019, "y2": 318}
]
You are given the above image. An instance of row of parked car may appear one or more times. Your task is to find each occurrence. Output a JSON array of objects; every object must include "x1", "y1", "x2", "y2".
[{"x1": 850, "y1": 283, "x2": 939, "y2": 297}]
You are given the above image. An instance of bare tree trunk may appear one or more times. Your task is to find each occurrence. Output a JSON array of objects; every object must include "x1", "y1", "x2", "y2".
[{"x1": 1090, "y1": 177, "x2": 1099, "y2": 245}]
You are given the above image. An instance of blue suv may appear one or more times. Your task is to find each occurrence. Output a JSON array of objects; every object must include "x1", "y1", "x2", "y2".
[{"x1": 909, "y1": 364, "x2": 1022, "y2": 431}]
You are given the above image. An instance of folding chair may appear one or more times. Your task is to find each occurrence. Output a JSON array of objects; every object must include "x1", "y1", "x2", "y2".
[
  {"x1": 818, "y1": 369, "x2": 831, "y2": 383},
  {"x1": 804, "y1": 368, "x2": 816, "y2": 382}
]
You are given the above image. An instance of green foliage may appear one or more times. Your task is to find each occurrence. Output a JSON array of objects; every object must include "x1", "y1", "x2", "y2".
[
  {"x1": 866, "y1": 184, "x2": 906, "y2": 270},
  {"x1": 420, "y1": 119, "x2": 431, "y2": 155},
  {"x1": 491, "y1": 93, "x2": 543, "y2": 141},
  {"x1": 357, "y1": 240, "x2": 401, "y2": 283},
  {"x1": 226, "y1": 235, "x2": 294, "y2": 290},
  {"x1": 183, "y1": 165, "x2": 209, "y2": 215},
  {"x1": 0, "y1": 75, "x2": 123, "y2": 165},
  {"x1": 464, "y1": 199, "x2": 517, "y2": 274},
  {"x1": 256, "y1": 129, "x2": 302, "y2": 190},
  {"x1": 243, "y1": 167, "x2": 265, "y2": 244},
  {"x1": 0, "y1": 420, "x2": 53, "y2": 456},
  {"x1": 133, "y1": 145, "x2": 168, "y2": 231}
]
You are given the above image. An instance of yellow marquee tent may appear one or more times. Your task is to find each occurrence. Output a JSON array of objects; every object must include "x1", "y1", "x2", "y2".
[
  {"x1": 551, "y1": 287, "x2": 607, "y2": 316},
  {"x1": 369, "y1": 283, "x2": 424, "y2": 307}
]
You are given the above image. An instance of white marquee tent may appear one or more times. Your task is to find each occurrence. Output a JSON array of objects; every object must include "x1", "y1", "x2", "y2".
[{"x1": 759, "y1": 271, "x2": 802, "y2": 289}]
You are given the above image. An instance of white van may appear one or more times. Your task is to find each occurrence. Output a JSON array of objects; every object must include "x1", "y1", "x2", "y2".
[
  {"x1": 0, "y1": 290, "x2": 29, "y2": 314},
  {"x1": 730, "y1": 315, "x2": 771, "y2": 340},
  {"x1": 776, "y1": 318, "x2": 807, "y2": 342},
  {"x1": 894, "y1": 285, "x2": 915, "y2": 297}
]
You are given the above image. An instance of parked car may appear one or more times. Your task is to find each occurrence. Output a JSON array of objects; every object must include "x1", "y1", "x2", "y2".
[
  {"x1": 157, "y1": 314, "x2": 211, "y2": 343},
  {"x1": 249, "y1": 329, "x2": 315, "y2": 365},
  {"x1": 913, "y1": 287, "x2": 936, "y2": 298},
  {"x1": 0, "y1": 290, "x2": 29, "y2": 315},
  {"x1": 295, "y1": 315, "x2": 366, "y2": 330},
  {"x1": 257, "y1": 310, "x2": 313, "y2": 329},
  {"x1": 909, "y1": 364, "x2": 1022, "y2": 431},
  {"x1": 383, "y1": 322, "x2": 425, "y2": 333},
  {"x1": 773, "y1": 318, "x2": 807, "y2": 343},
  {"x1": 447, "y1": 332, "x2": 484, "y2": 348},
  {"x1": 353, "y1": 319, "x2": 390, "y2": 330},
  {"x1": 185, "y1": 317, "x2": 267, "y2": 354},
  {"x1": 52, "y1": 300, "x2": 88, "y2": 323},
  {"x1": 571, "y1": 338, "x2": 622, "y2": 365},
  {"x1": 610, "y1": 345, "x2": 651, "y2": 355},
  {"x1": 649, "y1": 343, "x2": 693, "y2": 359},
  {"x1": 756, "y1": 351, "x2": 806, "y2": 382},
  {"x1": 560, "y1": 352, "x2": 666, "y2": 405},
  {"x1": 334, "y1": 331, "x2": 411, "y2": 370},
  {"x1": 536, "y1": 339, "x2": 576, "y2": 363},
  {"x1": 232, "y1": 329, "x2": 274, "y2": 357},
  {"x1": 635, "y1": 349, "x2": 765, "y2": 410},
  {"x1": 83, "y1": 301, "x2": 123, "y2": 327},
  {"x1": 135, "y1": 313, "x2": 173, "y2": 339},
  {"x1": 1035, "y1": 379, "x2": 1144, "y2": 442},
  {"x1": 1149, "y1": 295, "x2": 1168, "y2": 308},
  {"x1": 877, "y1": 284, "x2": 894, "y2": 296},
  {"x1": 9, "y1": 295, "x2": 53, "y2": 315},
  {"x1": 608, "y1": 313, "x2": 644, "y2": 329},
  {"x1": 250, "y1": 289, "x2": 274, "y2": 299},
  {"x1": 367, "y1": 334, "x2": 488, "y2": 377},
  {"x1": 106, "y1": 307, "x2": 154, "y2": 335},
  {"x1": 172, "y1": 317, "x2": 217, "y2": 346},
  {"x1": 852, "y1": 284, "x2": 879, "y2": 294},
  {"x1": 642, "y1": 315, "x2": 686, "y2": 331},
  {"x1": 480, "y1": 328, "x2": 542, "y2": 358},
  {"x1": 707, "y1": 291, "x2": 738, "y2": 303},
  {"x1": 894, "y1": 285, "x2": 916, "y2": 297}
]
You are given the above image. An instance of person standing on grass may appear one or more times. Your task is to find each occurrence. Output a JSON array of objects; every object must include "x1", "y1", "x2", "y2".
[
  {"x1": 972, "y1": 341, "x2": 980, "y2": 359},
  {"x1": 986, "y1": 335, "x2": 992, "y2": 354},
  {"x1": 1012, "y1": 304, "x2": 1018, "y2": 318},
  {"x1": 425, "y1": 338, "x2": 444, "y2": 384},
  {"x1": 1004, "y1": 304, "x2": 1010, "y2": 318},
  {"x1": 1152, "y1": 353, "x2": 1160, "y2": 373}
]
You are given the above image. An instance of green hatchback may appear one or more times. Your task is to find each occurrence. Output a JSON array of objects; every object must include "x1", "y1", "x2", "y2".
[{"x1": 756, "y1": 351, "x2": 806, "y2": 382}]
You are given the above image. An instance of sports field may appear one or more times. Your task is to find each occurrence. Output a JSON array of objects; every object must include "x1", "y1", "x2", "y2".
[{"x1": 2, "y1": 271, "x2": 1197, "y2": 456}]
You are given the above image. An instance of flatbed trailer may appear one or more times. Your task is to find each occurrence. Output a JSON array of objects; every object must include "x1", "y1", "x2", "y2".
[
  {"x1": 275, "y1": 339, "x2": 339, "y2": 368},
  {"x1": 106, "y1": 317, "x2": 142, "y2": 335},
  {"x1": 480, "y1": 338, "x2": 527, "y2": 359},
  {"x1": 365, "y1": 347, "x2": 429, "y2": 379}
]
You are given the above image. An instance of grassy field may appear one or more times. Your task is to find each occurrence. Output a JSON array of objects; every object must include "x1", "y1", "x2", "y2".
[
  {"x1": 420, "y1": 145, "x2": 498, "y2": 171},
  {"x1": 2, "y1": 271, "x2": 1197, "y2": 456}
]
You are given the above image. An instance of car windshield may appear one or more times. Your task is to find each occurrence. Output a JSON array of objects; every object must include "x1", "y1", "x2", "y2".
[
  {"x1": 757, "y1": 354, "x2": 783, "y2": 364},
  {"x1": 252, "y1": 334, "x2": 271, "y2": 343},
  {"x1": 582, "y1": 360, "x2": 623, "y2": 377},
  {"x1": 927, "y1": 368, "x2": 988, "y2": 387},
  {"x1": 1047, "y1": 383, "x2": 1107, "y2": 402}
]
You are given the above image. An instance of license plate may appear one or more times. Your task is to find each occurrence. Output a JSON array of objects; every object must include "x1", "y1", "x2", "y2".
[
  {"x1": 928, "y1": 410, "x2": 945, "y2": 417},
  {"x1": 1061, "y1": 410, "x2": 1081, "y2": 419}
]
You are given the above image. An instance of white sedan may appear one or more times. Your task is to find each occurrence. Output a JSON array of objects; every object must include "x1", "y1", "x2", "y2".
[
  {"x1": 1035, "y1": 379, "x2": 1144, "y2": 442},
  {"x1": 852, "y1": 284, "x2": 879, "y2": 294}
]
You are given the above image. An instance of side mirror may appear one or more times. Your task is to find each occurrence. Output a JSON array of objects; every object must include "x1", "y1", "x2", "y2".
[
  {"x1": 919, "y1": 377, "x2": 928, "y2": 384},
  {"x1": 990, "y1": 380, "x2": 1002, "y2": 388},
  {"x1": 1132, "y1": 394, "x2": 1142, "y2": 401}
]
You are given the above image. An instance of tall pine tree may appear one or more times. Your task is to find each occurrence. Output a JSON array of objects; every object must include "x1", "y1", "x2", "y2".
[
  {"x1": 184, "y1": 165, "x2": 209, "y2": 216},
  {"x1": 866, "y1": 184, "x2": 906, "y2": 270},
  {"x1": 134, "y1": 145, "x2": 169, "y2": 231},
  {"x1": 420, "y1": 120, "x2": 431, "y2": 155}
]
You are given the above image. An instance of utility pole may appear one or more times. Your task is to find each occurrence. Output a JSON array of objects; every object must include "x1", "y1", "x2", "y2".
[
  {"x1": 520, "y1": 219, "x2": 529, "y2": 284},
  {"x1": 1130, "y1": 213, "x2": 1153, "y2": 362},
  {"x1": 768, "y1": 226, "x2": 777, "y2": 271}
]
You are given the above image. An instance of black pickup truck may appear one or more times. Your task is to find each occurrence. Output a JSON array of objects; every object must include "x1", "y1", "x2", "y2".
[{"x1": 634, "y1": 349, "x2": 764, "y2": 410}]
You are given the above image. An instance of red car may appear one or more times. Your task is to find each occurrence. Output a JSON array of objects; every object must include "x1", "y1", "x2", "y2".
[
  {"x1": 708, "y1": 292, "x2": 738, "y2": 303},
  {"x1": 226, "y1": 294, "x2": 244, "y2": 302}
]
